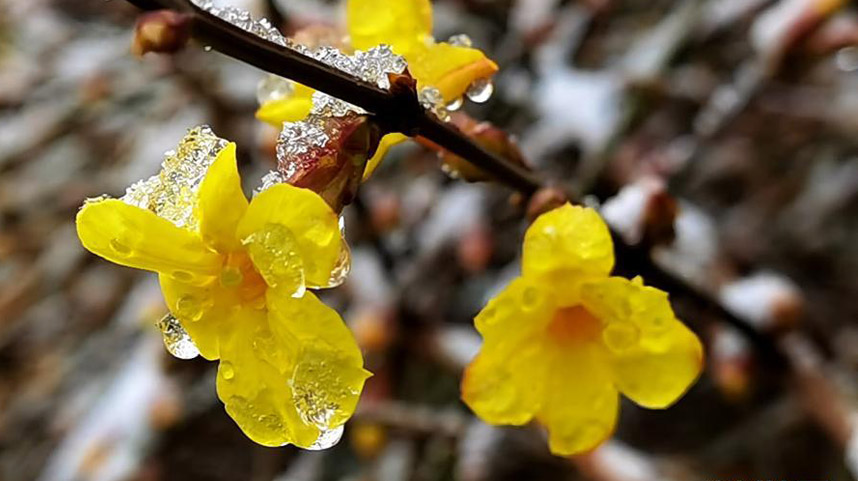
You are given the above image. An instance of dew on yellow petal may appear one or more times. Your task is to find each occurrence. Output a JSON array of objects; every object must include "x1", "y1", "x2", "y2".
[
  {"x1": 267, "y1": 290, "x2": 370, "y2": 437},
  {"x1": 580, "y1": 276, "x2": 703, "y2": 409},
  {"x1": 522, "y1": 204, "x2": 614, "y2": 283},
  {"x1": 216, "y1": 309, "x2": 320, "y2": 448},
  {"x1": 77, "y1": 198, "x2": 221, "y2": 276},
  {"x1": 409, "y1": 43, "x2": 499, "y2": 102},
  {"x1": 538, "y1": 345, "x2": 619, "y2": 455},
  {"x1": 159, "y1": 273, "x2": 228, "y2": 360},
  {"x1": 290, "y1": 344, "x2": 371, "y2": 431},
  {"x1": 243, "y1": 222, "x2": 306, "y2": 297},
  {"x1": 238, "y1": 184, "x2": 342, "y2": 288}
]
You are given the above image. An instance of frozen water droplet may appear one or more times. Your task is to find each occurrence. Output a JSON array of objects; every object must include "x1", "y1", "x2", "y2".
[
  {"x1": 121, "y1": 125, "x2": 228, "y2": 230},
  {"x1": 446, "y1": 96, "x2": 463, "y2": 111},
  {"x1": 419, "y1": 87, "x2": 450, "y2": 121},
  {"x1": 221, "y1": 361, "x2": 235, "y2": 380},
  {"x1": 602, "y1": 322, "x2": 640, "y2": 353},
  {"x1": 109, "y1": 239, "x2": 132, "y2": 257},
  {"x1": 176, "y1": 295, "x2": 204, "y2": 322},
  {"x1": 171, "y1": 270, "x2": 194, "y2": 283},
  {"x1": 157, "y1": 314, "x2": 200, "y2": 360},
  {"x1": 466, "y1": 78, "x2": 494, "y2": 103},
  {"x1": 307, "y1": 425, "x2": 344, "y2": 451},
  {"x1": 257, "y1": 75, "x2": 294, "y2": 104},
  {"x1": 447, "y1": 34, "x2": 473, "y2": 48},
  {"x1": 325, "y1": 242, "x2": 351, "y2": 288},
  {"x1": 243, "y1": 223, "x2": 306, "y2": 297},
  {"x1": 522, "y1": 287, "x2": 540, "y2": 310}
]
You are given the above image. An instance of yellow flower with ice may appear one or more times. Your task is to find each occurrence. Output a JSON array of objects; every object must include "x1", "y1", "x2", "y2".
[
  {"x1": 461, "y1": 204, "x2": 703, "y2": 455},
  {"x1": 76, "y1": 127, "x2": 369, "y2": 449},
  {"x1": 256, "y1": 0, "x2": 499, "y2": 178}
]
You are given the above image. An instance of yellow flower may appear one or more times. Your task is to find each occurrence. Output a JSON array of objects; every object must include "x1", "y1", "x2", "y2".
[
  {"x1": 461, "y1": 204, "x2": 703, "y2": 455},
  {"x1": 256, "y1": 0, "x2": 498, "y2": 179},
  {"x1": 76, "y1": 139, "x2": 370, "y2": 449}
]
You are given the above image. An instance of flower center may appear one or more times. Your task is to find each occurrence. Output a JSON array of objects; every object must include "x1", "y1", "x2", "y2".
[
  {"x1": 548, "y1": 305, "x2": 602, "y2": 345},
  {"x1": 221, "y1": 251, "x2": 268, "y2": 308}
]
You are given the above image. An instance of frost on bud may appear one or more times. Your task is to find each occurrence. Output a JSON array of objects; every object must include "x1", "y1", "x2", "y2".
[
  {"x1": 423, "y1": 112, "x2": 530, "y2": 182},
  {"x1": 131, "y1": 10, "x2": 191, "y2": 57},
  {"x1": 275, "y1": 114, "x2": 381, "y2": 212}
]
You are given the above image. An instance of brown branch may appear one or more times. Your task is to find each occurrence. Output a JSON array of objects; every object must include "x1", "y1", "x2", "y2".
[{"x1": 120, "y1": 0, "x2": 786, "y2": 366}]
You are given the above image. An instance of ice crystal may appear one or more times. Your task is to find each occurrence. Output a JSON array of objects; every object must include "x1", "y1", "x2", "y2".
[
  {"x1": 157, "y1": 314, "x2": 200, "y2": 360},
  {"x1": 419, "y1": 86, "x2": 450, "y2": 121},
  {"x1": 122, "y1": 126, "x2": 227, "y2": 230}
]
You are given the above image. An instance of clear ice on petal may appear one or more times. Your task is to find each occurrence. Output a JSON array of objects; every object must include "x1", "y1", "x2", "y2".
[
  {"x1": 306, "y1": 425, "x2": 345, "y2": 451},
  {"x1": 156, "y1": 314, "x2": 200, "y2": 360},
  {"x1": 122, "y1": 125, "x2": 228, "y2": 230}
]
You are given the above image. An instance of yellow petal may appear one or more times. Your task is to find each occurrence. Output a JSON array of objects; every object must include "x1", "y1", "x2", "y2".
[
  {"x1": 76, "y1": 198, "x2": 221, "y2": 278},
  {"x1": 522, "y1": 204, "x2": 614, "y2": 284},
  {"x1": 160, "y1": 273, "x2": 235, "y2": 360},
  {"x1": 216, "y1": 307, "x2": 319, "y2": 447},
  {"x1": 462, "y1": 278, "x2": 555, "y2": 425},
  {"x1": 255, "y1": 83, "x2": 315, "y2": 126},
  {"x1": 461, "y1": 338, "x2": 547, "y2": 425},
  {"x1": 581, "y1": 276, "x2": 704, "y2": 408},
  {"x1": 538, "y1": 342, "x2": 618, "y2": 455},
  {"x1": 237, "y1": 184, "x2": 344, "y2": 288},
  {"x1": 410, "y1": 43, "x2": 499, "y2": 102},
  {"x1": 473, "y1": 277, "x2": 554, "y2": 340},
  {"x1": 267, "y1": 288, "x2": 370, "y2": 441},
  {"x1": 363, "y1": 133, "x2": 408, "y2": 181},
  {"x1": 243, "y1": 223, "x2": 306, "y2": 297},
  {"x1": 347, "y1": 0, "x2": 432, "y2": 56},
  {"x1": 197, "y1": 143, "x2": 249, "y2": 253}
]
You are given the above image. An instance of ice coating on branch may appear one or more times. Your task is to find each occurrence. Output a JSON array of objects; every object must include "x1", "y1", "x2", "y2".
[
  {"x1": 419, "y1": 86, "x2": 450, "y2": 121},
  {"x1": 122, "y1": 125, "x2": 228, "y2": 230},
  {"x1": 192, "y1": 0, "x2": 296, "y2": 49}
]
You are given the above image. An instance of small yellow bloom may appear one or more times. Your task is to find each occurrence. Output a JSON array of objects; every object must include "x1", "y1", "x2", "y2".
[
  {"x1": 461, "y1": 204, "x2": 703, "y2": 455},
  {"x1": 77, "y1": 137, "x2": 370, "y2": 449},
  {"x1": 257, "y1": 0, "x2": 498, "y2": 179}
]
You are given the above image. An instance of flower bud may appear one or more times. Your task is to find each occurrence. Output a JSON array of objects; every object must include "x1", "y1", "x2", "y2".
[{"x1": 131, "y1": 10, "x2": 191, "y2": 58}]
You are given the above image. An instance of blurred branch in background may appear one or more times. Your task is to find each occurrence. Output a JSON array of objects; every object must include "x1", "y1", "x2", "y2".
[{"x1": 2, "y1": 0, "x2": 858, "y2": 480}]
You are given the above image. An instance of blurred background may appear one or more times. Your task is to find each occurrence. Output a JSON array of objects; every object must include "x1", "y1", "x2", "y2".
[{"x1": 2, "y1": 0, "x2": 858, "y2": 480}]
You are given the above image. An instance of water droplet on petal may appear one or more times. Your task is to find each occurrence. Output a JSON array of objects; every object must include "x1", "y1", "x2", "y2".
[
  {"x1": 326, "y1": 241, "x2": 351, "y2": 288},
  {"x1": 221, "y1": 361, "x2": 235, "y2": 380},
  {"x1": 522, "y1": 287, "x2": 540, "y2": 310},
  {"x1": 109, "y1": 239, "x2": 132, "y2": 257},
  {"x1": 447, "y1": 34, "x2": 473, "y2": 48},
  {"x1": 466, "y1": 78, "x2": 494, "y2": 103},
  {"x1": 243, "y1": 223, "x2": 306, "y2": 297},
  {"x1": 157, "y1": 314, "x2": 200, "y2": 359},
  {"x1": 602, "y1": 322, "x2": 640, "y2": 353},
  {"x1": 307, "y1": 425, "x2": 345, "y2": 451},
  {"x1": 446, "y1": 97, "x2": 463, "y2": 111},
  {"x1": 176, "y1": 295, "x2": 204, "y2": 322},
  {"x1": 171, "y1": 270, "x2": 194, "y2": 283}
]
